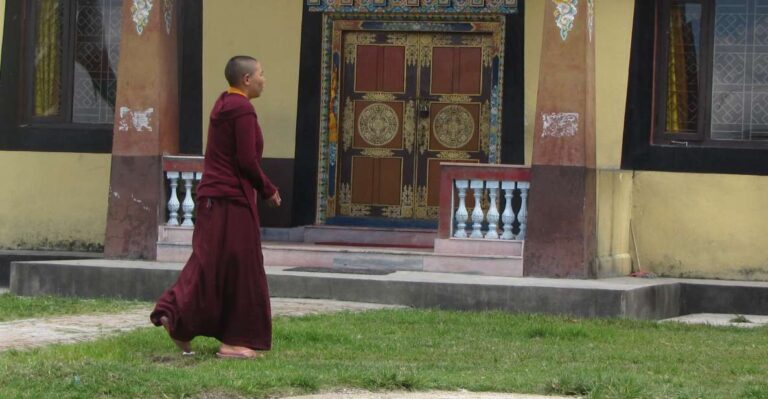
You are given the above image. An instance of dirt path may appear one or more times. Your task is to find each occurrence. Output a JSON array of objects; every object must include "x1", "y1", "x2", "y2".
[{"x1": 0, "y1": 298, "x2": 403, "y2": 351}]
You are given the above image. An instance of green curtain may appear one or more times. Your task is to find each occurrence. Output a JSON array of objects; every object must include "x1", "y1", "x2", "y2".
[{"x1": 33, "y1": 0, "x2": 61, "y2": 117}]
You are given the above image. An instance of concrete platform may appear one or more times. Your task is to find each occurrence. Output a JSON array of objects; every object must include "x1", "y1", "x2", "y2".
[
  {"x1": 12, "y1": 258, "x2": 768, "y2": 320},
  {"x1": 0, "y1": 250, "x2": 102, "y2": 287}
]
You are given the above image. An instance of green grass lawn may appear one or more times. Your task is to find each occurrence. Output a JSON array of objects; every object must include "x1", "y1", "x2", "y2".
[
  {"x1": 1, "y1": 295, "x2": 767, "y2": 398},
  {"x1": 0, "y1": 293, "x2": 148, "y2": 322}
]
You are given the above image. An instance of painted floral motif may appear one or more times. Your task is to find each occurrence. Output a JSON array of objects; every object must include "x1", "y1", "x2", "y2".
[
  {"x1": 119, "y1": 107, "x2": 155, "y2": 132},
  {"x1": 164, "y1": 0, "x2": 173, "y2": 35},
  {"x1": 131, "y1": 0, "x2": 153, "y2": 35},
  {"x1": 552, "y1": 0, "x2": 578, "y2": 41},
  {"x1": 541, "y1": 112, "x2": 579, "y2": 138}
]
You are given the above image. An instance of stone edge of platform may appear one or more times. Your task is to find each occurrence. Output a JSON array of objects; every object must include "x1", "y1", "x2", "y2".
[{"x1": 8, "y1": 260, "x2": 768, "y2": 320}]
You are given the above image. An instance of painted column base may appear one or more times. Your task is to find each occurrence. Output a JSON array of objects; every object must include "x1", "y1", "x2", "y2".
[
  {"x1": 104, "y1": 155, "x2": 162, "y2": 260},
  {"x1": 523, "y1": 165, "x2": 597, "y2": 278}
]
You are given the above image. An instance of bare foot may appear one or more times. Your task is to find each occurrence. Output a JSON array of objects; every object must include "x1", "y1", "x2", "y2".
[
  {"x1": 160, "y1": 316, "x2": 193, "y2": 354},
  {"x1": 217, "y1": 343, "x2": 263, "y2": 359}
]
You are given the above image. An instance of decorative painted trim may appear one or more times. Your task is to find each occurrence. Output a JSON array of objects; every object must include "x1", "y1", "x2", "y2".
[
  {"x1": 553, "y1": 0, "x2": 578, "y2": 41},
  {"x1": 541, "y1": 112, "x2": 579, "y2": 138},
  {"x1": 131, "y1": 0, "x2": 153, "y2": 35},
  {"x1": 588, "y1": 0, "x2": 594, "y2": 42},
  {"x1": 118, "y1": 107, "x2": 155, "y2": 132},
  {"x1": 314, "y1": 14, "x2": 506, "y2": 224},
  {"x1": 307, "y1": 0, "x2": 517, "y2": 14},
  {"x1": 164, "y1": 0, "x2": 173, "y2": 35}
]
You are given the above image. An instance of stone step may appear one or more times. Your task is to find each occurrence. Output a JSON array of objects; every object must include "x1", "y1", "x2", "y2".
[
  {"x1": 6, "y1": 259, "x2": 700, "y2": 319},
  {"x1": 303, "y1": 225, "x2": 437, "y2": 248},
  {"x1": 157, "y1": 241, "x2": 524, "y2": 277}
]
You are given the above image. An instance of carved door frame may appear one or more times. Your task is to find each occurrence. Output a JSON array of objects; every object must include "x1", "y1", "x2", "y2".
[{"x1": 314, "y1": 14, "x2": 506, "y2": 225}]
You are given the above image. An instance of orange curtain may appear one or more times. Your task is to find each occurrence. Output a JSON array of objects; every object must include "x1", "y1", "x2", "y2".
[
  {"x1": 33, "y1": 0, "x2": 61, "y2": 117},
  {"x1": 666, "y1": 5, "x2": 688, "y2": 133}
]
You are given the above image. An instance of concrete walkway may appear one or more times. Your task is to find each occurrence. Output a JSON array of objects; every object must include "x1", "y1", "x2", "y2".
[
  {"x1": 283, "y1": 390, "x2": 569, "y2": 399},
  {"x1": 0, "y1": 298, "x2": 403, "y2": 351}
]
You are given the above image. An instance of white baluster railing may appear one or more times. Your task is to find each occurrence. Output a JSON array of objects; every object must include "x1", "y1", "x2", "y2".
[
  {"x1": 440, "y1": 163, "x2": 531, "y2": 241},
  {"x1": 485, "y1": 180, "x2": 500, "y2": 239},
  {"x1": 500, "y1": 181, "x2": 515, "y2": 240},
  {"x1": 166, "y1": 171, "x2": 180, "y2": 226},
  {"x1": 517, "y1": 181, "x2": 529, "y2": 240},
  {"x1": 470, "y1": 179, "x2": 485, "y2": 239},
  {"x1": 454, "y1": 180, "x2": 469, "y2": 238},
  {"x1": 163, "y1": 156, "x2": 204, "y2": 228}
]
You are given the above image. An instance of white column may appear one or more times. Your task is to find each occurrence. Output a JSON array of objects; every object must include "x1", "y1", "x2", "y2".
[
  {"x1": 166, "y1": 171, "x2": 180, "y2": 226},
  {"x1": 500, "y1": 180, "x2": 515, "y2": 240},
  {"x1": 485, "y1": 180, "x2": 500, "y2": 239},
  {"x1": 454, "y1": 180, "x2": 469, "y2": 238},
  {"x1": 470, "y1": 179, "x2": 485, "y2": 239},
  {"x1": 517, "y1": 181, "x2": 530, "y2": 240},
  {"x1": 181, "y1": 172, "x2": 195, "y2": 227}
]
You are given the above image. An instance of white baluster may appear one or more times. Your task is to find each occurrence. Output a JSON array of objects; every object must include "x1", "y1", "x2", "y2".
[
  {"x1": 470, "y1": 179, "x2": 485, "y2": 239},
  {"x1": 485, "y1": 180, "x2": 500, "y2": 239},
  {"x1": 454, "y1": 180, "x2": 469, "y2": 238},
  {"x1": 166, "y1": 171, "x2": 180, "y2": 226},
  {"x1": 500, "y1": 181, "x2": 515, "y2": 240},
  {"x1": 181, "y1": 172, "x2": 195, "y2": 227},
  {"x1": 517, "y1": 181, "x2": 530, "y2": 240}
]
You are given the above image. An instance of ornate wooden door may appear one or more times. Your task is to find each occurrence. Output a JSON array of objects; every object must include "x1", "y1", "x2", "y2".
[{"x1": 337, "y1": 31, "x2": 493, "y2": 224}]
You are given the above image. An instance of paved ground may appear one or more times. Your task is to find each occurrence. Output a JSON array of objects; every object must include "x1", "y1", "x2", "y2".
[
  {"x1": 0, "y1": 298, "x2": 404, "y2": 351},
  {"x1": 661, "y1": 313, "x2": 768, "y2": 328},
  {"x1": 283, "y1": 390, "x2": 568, "y2": 399}
]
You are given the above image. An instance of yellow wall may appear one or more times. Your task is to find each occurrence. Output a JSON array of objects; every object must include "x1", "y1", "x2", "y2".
[
  {"x1": 0, "y1": 153, "x2": 111, "y2": 250},
  {"x1": 632, "y1": 172, "x2": 768, "y2": 280},
  {"x1": 595, "y1": 0, "x2": 634, "y2": 169},
  {"x1": 596, "y1": 170, "x2": 633, "y2": 277},
  {"x1": 202, "y1": 0, "x2": 303, "y2": 159},
  {"x1": 523, "y1": 0, "x2": 543, "y2": 166}
]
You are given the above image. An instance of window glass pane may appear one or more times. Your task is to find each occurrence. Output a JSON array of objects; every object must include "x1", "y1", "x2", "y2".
[
  {"x1": 666, "y1": 3, "x2": 702, "y2": 133},
  {"x1": 710, "y1": 0, "x2": 768, "y2": 141},
  {"x1": 72, "y1": 0, "x2": 122, "y2": 124},
  {"x1": 33, "y1": 0, "x2": 63, "y2": 117}
]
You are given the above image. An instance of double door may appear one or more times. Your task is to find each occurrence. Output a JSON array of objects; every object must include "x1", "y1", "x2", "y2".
[{"x1": 337, "y1": 31, "x2": 494, "y2": 223}]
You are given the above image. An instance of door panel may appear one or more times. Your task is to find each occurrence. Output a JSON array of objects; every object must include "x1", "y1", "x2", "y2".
[
  {"x1": 337, "y1": 31, "x2": 493, "y2": 223},
  {"x1": 431, "y1": 47, "x2": 483, "y2": 95},
  {"x1": 355, "y1": 45, "x2": 406, "y2": 93}
]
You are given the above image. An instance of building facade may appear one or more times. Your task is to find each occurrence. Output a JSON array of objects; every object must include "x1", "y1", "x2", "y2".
[{"x1": 1, "y1": 0, "x2": 766, "y2": 280}]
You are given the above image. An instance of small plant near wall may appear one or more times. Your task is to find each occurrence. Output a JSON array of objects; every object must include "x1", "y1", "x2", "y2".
[{"x1": 730, "y1": 314, "x2": 751, "y2": 324}]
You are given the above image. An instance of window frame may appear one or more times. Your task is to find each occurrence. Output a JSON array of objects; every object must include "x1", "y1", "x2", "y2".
[
  {"x1": 652, "y1": 0, "x2": 768, "y2": 149},
  {"x1": 622, "y1": 0, "x2": 768, "y2": 175},
  {"x1": 1, "y1": 0, "x2": 203, "y2": 154},
  {"x1": 0, "y1": 0, "x2": 114, "y2": 152}
]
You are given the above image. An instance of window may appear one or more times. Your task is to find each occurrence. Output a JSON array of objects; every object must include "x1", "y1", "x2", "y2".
[
  {"x1": 29, "y1": 0, "x2": 122, "y2": 124},
  {"x1": 622, "y1": 0, "x2": 768, "y2": 175},
  {"x1": 655, "y1": 0, "x2": 768, "y2": 147},
  {"x1": 0, "y1": 0, "x2": 122, "y2": 152}
]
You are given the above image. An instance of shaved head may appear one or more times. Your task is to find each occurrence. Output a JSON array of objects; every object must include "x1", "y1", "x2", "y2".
[{"x1": 224, "y1": 55, "x2": 259, "y2": 86}]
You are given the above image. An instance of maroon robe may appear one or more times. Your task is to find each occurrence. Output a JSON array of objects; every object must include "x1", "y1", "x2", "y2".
[{"x1": 150, "y1": 91, "x2": 276, "y2": 350}]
